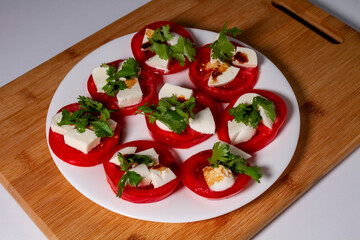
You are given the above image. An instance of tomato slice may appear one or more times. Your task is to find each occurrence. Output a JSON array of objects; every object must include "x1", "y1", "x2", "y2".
[
  {"x1": 189, "y1": 42, "x2": 258, "y2": 102},
  {"x1": 48, "y1": 103, "x2": 121, "y2": 167},
  {"x1": 181, "y1": 150, "x2": 250, "y2": 199},
  {"x1": 131, "y1": 21, "x2": 195, "y2": 75},
  {"x1": 87, "y1": 59, "x2": 159, "y2": 116},
  {"x1": 103, "y1": 140, "x2": 180, "y2": 203},
  {"x1": 144, "y1": 91, "x2": 220, "y2": 149},
  {"x1": 217, "y1": 89, "x2": 287, "y2": 153}
]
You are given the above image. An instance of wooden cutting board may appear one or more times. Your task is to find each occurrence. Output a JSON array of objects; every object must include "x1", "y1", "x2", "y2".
[{"x1": 0, "y1": 0, "x2": 359, "y2": 239}]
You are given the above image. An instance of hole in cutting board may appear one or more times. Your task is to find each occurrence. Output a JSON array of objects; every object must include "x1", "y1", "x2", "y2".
[{"x1": 271, "y1": 0, "x2": 343, "y2": 44}]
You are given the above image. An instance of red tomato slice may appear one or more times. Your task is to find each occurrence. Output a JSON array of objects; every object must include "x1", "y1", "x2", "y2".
[
  {"x1": 189, "y1": 42, "x2": 258, "y2": 102},
  {"x1": 131, "y1": 21, "x2": 195, "y2": 75},
  {"x1": 181, "y1": 150, "x2": 250, "y2": 199},
  {"x1": 217, "y1": 89, "x2": 287, "y2": 153},
  {"x1": 87, "y1": 59, "x2": 160, "y2": 116},
  {"x1": 103, "y1": 140, "x2": 180, "y2": 203},
  {"x1": 48, "y1": 103, "x2": 121, "y2": 167},
  {"x1": 145, "y1": 91, "x2": 221, "y2": 149}
]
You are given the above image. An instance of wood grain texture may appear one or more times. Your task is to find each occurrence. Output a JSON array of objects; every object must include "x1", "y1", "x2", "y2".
[{"x1": 0, "y1": 0, "x2": 359, "y2": 239}]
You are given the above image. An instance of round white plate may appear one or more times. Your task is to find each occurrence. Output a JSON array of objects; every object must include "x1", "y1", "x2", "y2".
[{"x1": 46, "y1": 28, "x2": 300, "y2": 223}]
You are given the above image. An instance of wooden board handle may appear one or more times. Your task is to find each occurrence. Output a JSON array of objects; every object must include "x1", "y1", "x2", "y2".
[{"x1": 271, "y1": 0, "x2": 344, "y2": 43}]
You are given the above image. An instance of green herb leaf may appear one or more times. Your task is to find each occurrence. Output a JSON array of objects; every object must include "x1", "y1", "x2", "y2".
[
  {"x1": 222, "y1": 22, "x2": 243, "y2": 37},
  {"x1": 169, "y1": 37, "x2": 196, "y2": 66},
  {"x1": 149, "y1": 25, "x2": 196, "y2": 65},
  {"x1": 253, "y1": 96, "x2": 277, "y2": 122},
  {"x1": 127, "y1": 171, "x2": 143, "y2": 187},
  {"x1": 101, "y1": 58, "x2": 140, "y2": 97},
  {"x1": 208, "y1": 142, "x2": 262, "y2": 183},
  {"x1": 116, "y1": 171, "x2": 129, "y2": 198},
  {"x1": 58, "y1": 96, "x2": 115, "y2": 136},
  {"x1": 92, "y1": 121, "x2": 114, "y2": 137},
  {"x1": 136, "y1": 95, "x2": 196, "y2": 134},
  {"x1": 126, "y1": 154, "x2": 154, "y2": 167},
  {"x1": 229, "y1": 96, "x2": 276, "y2": 128},
  {"x1": 209, "y1": 22, "x2": 243, "y2": 63}
]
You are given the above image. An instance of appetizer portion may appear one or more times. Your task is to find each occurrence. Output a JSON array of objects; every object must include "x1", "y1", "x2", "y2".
[
  {"x1": 87, "y1": 58, "x2": 159, "y2": 116},
  {"x1": 49, "y1": 96, "x2": 121, "y2": 166},
  {"x1": 218, "y1": 89, "x2": 287, "y2": 153},
  {"x1": 189, "y1": 23, "x2": 258, "y2": 102},
  {"x1": 136, "y1": 83, "x2": 219, "y2": 148},
  {"x1": 181, "y1": 141, "x2": 262, "y2": 199},
  {"x1": 103, "y1": 140, "x2": 180, "y2": 203},
  {"x1": 131, "y1": 21, "x2": 196, "y2": 75}
]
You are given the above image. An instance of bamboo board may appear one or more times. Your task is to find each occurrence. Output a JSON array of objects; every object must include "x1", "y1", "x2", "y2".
[{"x1": 0, "y1": 0, "x2": 359, "y2": 239}]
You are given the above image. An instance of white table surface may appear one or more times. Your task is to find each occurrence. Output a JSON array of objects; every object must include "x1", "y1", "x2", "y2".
[{"x1": 1, "y1": 0, "x2": 359, "y2": 239}]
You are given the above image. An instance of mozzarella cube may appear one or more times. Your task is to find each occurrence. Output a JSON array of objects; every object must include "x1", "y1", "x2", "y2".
[
  {"x1": 150, "y1": 165, "x2": 177, "y2": 188},
  {"x1": 232, "y1": 47, "x2": 257, "y2": 68},
  {"x1": 142, "y1": 28, "x2": 154, "y2": 44},
  {"x1": 63, "y1": 128, "x2": 100, "y2": 154},
  {"x1": 109, "y1": 146, "x2": 137, "y2": 165},
  {"x1": 116, "y1": 77, "x2": 143, "y2": 108},
  {"x1": 167, "y1": 32, "x2": 181, "y2": 46},
  {"x1": 233, "y1": 93, "x2": 259, "y2": 106},
  {"x1": 136, "y1": 148, "x2": 159, "y2": 165},
  {"x1": 92, "y1": 65, "x2": 109, "y2": 93},
  {"x1": 228, "y1": 119, "x2": 256, "y2": 144},
  {"x1": 158, "y1": 83, "x2": 193, "y2": 100},
  {"x1": 189, "y1": 107, "x2": 215, "y2": 134},
  {"x1": 145, "y1": 54, "x2": 169, "y2": 71},
  {"x1": 202, "y1": 165, "x2": 235, "y2": 191},
  {"x1": 50, "y1": 112, "x2": 75, "y2": 135},
  {"x1": 156, "y1": 120, "x2": 172, "y2": 132},
  {"x1": 233, "y1": 93, "x2": 274, "y2": 129},
  {"x1": 106, "y1": 119, "x2": 117, "y2": 131},
  {"x1": 129, "y1": 164, "x2": 152, "y2": 186},
  {"x1": 218, "y1": 141, "x2": 251, "y2": 159},
  {"x1": 208, "y1": 60, "x2": 240, "y2": 87},
  {"x1": 259, "y1": 106, "x2": 274, "y2": 129}
]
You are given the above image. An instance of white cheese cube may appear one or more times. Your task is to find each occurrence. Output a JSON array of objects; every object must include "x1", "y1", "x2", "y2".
[
  {"x1": 158, "y1": 83, "x2": 193, "y2": 100},
  {"x1": 167, "y1": 32, "x2": 181, "y2": 46},
  {"x1": 156, "y1": 120, "x2": 172, "y2": 132},
  {"x1": 116, "y1": 78, "x2": 143, "y2": 108},
  {"x1": 202, "y1": 165, "x2": 235, "y2": 192},
  {"x1": 92, "y1": 65, "x2": 109, "y2": 93},
  {"x1": 259, "y1": 106, "x2": 274, "y2": 129},
  {"x1": 218, "y1": 141, "x2": 251, "y2": 159},
  {"x1": 106, "y1": 119, "x2": 117, "y2": 131},
  {"x1": 145, "y1": 54, "x2": 169, "y2": 71},
  {"x1": 129, "y1": 164, "x2": 152, "y2": 186},
  {"x1": 189, "y1": 107, "x2": 215, "y2": 134},
  {"x1": 233, "y1": 93, "x2": 274, "y2": 129},
  {"x1": 50, "y1": 112, "x2": 75, "y2": 135},
  {"x1": 233, "y1": 93, "x2": 259, "y2": 106},
  {"x1": 63, "y1": 129, "x2": 100, "y2": 154},
  {"x1": 228, "y1": 119, "x2": 256, "y2": 144},
  {"x1": 232, "y1": 47, "x2": 257, "y2": 68},
  {"x1": 109, "y1": 146, "x2": 137, "y2": 165},
  {"x1": 208, "y1": 60, "x2": 240, "y2": 87},
  {"x1": 150, "y1": 165, "x2": 177, "y2": 188},
  {"x1": 136, "y1": 148, "x2": 159, "y2": 165},
  {"x1": 141, "y1": 28, "x2": 154, "y2": 44}
]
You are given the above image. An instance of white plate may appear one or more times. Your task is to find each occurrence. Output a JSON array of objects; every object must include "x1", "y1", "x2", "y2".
[{"x1": 46, "y1": 28, "x2": 300, "y2": 223}]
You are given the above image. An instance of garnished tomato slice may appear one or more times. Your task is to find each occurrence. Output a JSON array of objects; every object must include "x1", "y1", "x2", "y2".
[
  {"x1": 189, "y1": 42, "x2": 258, "y2": 102},
  {"x1": 218, "y1": 89, "x2": 287, "y2": 153},
  {"x1": 131, "y1": 21, "x2": 195, "y2": 75},
  {"x1": 144, "y1": 91, "x2": 220, "y2": 149},
  {"x1": 48, "y1": 103, "x2": 121, "y2": 167},
  {"x1": 87, "y1": 59, "x2": 159, "y2": 116},
  {"x1": 181, "y1": 150, "x2": 250, "y2": 199},
  {"x1": 103, "y1": 140, "x2": 180, "y2": 203}
]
